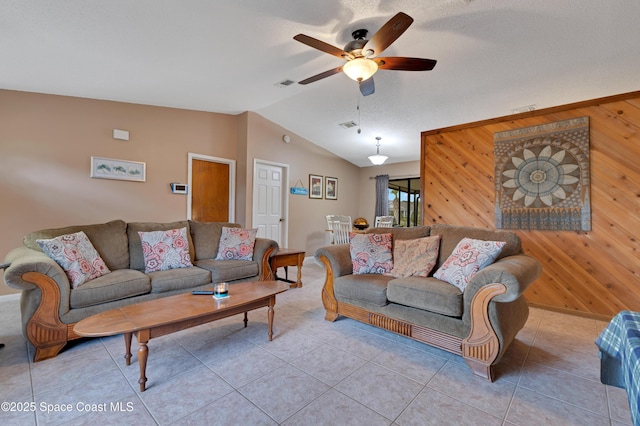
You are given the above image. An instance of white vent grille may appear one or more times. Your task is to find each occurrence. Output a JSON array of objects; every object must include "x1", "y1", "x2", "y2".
[
  {"x1": 275, "y1": 79, "x2": 296, "y2": 88},
  {"x1": 511, "y1": 104, "x2": 537, "y2": 114},
  {"x1": 339, "y1": 121, "x2": 358, "y2": 129}
]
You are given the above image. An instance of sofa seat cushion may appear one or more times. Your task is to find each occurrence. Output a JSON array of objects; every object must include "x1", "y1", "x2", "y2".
[
  {"x1": 334, "y1": 274, "x2": 393, "y2": 307},
  {"x1": 70, "y1": 269, "x2": 150, "y2": 309},
  {"x1": 148, "y1": 266, "x2": 212, "y2": 293},
  {"x1": 387, "y1": 277, "x2": 463, "y2": 317},
  {"x1": 194, "y1": 259, "x2": 258, "y2": 282}
]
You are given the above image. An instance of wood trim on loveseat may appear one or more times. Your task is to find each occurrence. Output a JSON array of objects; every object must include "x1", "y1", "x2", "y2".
[
  {"x1": 23, "y1": 271, "x2": 70, "y2": 362},
  {"x1": 318, "y1": 254, "x2": 504, "y2": 382}
]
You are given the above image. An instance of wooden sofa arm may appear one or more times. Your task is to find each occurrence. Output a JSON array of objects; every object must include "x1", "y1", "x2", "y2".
[
  {"x1": 461, "y1": 283, "x2": 507, "y2": 381},
  {"x1": 4, "y1": 247, "x2": 72, "y2": 309},
  {"x1": 463, "y1": 255, "x2": 541, "y2": 306},
  {"x1": 315, "y1": 244, "x2": 352, "y2": 279},
  {"x1": 254, "y1": 238, "x2": 278, "y2": 281},
  {"x1": 4, "y1": 247, "x2": 80, "y2": 361},
  {"x1": 316, "y1": 254, "x2": 339, "y2": 321},
  {"x1": 461, "y1": 255, "x2": 541, "y2": 379},
  {"x1": 8, "y1": 270, "x2": 70, "y2": 362}
]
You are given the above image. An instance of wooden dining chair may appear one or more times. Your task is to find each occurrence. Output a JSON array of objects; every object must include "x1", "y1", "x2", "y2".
[
  {"x1": 326, "y1": 215, "x2": 352, "y2": 244},
  {"x1": 374, "y1": 215, "x2": 394, "y2": 227}
]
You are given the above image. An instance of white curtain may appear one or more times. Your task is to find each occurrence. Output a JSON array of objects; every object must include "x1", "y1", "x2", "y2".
[{"x1": 375, "y1": 174, "x2": 389, "y2": 218}]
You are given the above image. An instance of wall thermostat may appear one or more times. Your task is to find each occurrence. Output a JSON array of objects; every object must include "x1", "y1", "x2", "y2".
[{"x1": 170, "y1": 183, "x2": 188, "y2": 194}]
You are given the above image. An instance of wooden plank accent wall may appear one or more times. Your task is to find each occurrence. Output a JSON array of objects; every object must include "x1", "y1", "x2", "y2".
[{"x1": 421, "y1": 91, "x2": 640, "y2": 319}]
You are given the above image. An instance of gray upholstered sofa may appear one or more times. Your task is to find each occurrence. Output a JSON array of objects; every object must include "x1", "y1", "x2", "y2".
[
  {"x1": 315, "y1": 224, "x2": 541, "y2": 381},
  {"x1": 3, "y1": 219, "x2": 278, "y2": 362}
]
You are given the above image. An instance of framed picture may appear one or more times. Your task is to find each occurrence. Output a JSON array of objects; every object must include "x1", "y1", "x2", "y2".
[
  {"x1": 325, "y1": 176, "x2": 338, "y2": 200},
  {"x1": 309, "y1": 174, "x2": 323, "y2": 199},
  {"x1": 90, "y1": 156, "x2": 146, "y2": 182}
]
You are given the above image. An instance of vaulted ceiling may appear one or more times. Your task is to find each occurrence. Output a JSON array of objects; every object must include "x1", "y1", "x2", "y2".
[{"x1": 2, "y1": 0, "x2": 639, "y2": 166}]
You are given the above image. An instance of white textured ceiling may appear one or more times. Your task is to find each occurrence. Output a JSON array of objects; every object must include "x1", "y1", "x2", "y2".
[{"x1": 2, "y1": 0, "x2": 639, "y2": 167}]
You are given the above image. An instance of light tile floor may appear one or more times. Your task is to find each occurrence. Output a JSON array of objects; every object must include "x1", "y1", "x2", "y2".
[{"x1": 0, "y1": 261, "x2": 633, "y2": 425}]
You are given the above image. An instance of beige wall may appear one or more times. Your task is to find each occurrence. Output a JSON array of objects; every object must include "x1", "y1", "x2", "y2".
[
  {"x1": 1, "y1": 90, "x2": 392, "y2": 295},
  {"x1": 242, "y1": 112, "x2": 361, "y2": 254},
  {"x1": 0, "y1": 90, "x2": 239, "y2": 295}
]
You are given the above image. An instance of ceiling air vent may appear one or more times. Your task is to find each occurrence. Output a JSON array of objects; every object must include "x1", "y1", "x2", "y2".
[
  {"x1": 338, "y1": 120, "x2": 358, "y2": 129},
  {"x1": 511, "y1": 104, "x2": 537, "y2": 114},
  {"x1": 274, "y1": 79, "x2": 296, "y2": 88}
]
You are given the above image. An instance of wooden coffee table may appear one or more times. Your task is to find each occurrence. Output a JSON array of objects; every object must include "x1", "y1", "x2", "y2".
[{"x1": 74, "y1": 280, "x2": 289, "y2": 391}]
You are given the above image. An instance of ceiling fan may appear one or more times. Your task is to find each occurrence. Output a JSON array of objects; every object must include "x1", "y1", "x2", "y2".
[{"x1": 294, "y1": 12, "x2": 437, "y2": 96}]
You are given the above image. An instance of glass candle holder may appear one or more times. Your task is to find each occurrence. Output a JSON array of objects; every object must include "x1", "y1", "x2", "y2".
[{"x1": 213, "y1": 282, "x2": 228, "y2": 297}]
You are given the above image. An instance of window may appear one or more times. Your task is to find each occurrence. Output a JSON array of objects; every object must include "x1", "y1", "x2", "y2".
[{"x1": 388, "y1": 177, "x2": 421, "y2": 227}]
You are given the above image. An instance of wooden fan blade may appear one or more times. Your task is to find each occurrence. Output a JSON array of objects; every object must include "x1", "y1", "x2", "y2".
[
  {"x1": 298, "y1": 66, "x2": 344, "y2": 85},
  {"x1": 359, "y1": 77, "x2": 375, "y2": 96},
  {"x1": 363, "y1": 12, "x2": 414, "y2": 57},
  {"x1": 294, "y1": 34, "x2": 351, "y2": 59},
  {"x1": 375, "y1": 57, "x2": 437, "y2": 71}
]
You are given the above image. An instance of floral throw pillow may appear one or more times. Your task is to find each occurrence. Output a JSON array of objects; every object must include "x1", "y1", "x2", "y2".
[
  {"x1": 138, "y1": 227, "x2": 193, "y2": 273},
  {"x1": 350, "y1": 232, "x2": 393, "y2": 274},
  {"x1": 215, "y1": 227, "x2": 258, "y2": 261},
  {"x1": 433, "y1": 237, "x2": 506, "y2": 291},
  {"x1": 387, "y1": 235, "x2": 441, "y2": 278},
  {"x1": 37, "y1": 231, "x2": 111, "y2": 289}
]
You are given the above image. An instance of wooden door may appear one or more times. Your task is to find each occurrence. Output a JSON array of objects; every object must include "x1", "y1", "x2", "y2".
[{"x1": 191, "y1": 159, "x2": 229, "y2": 222}]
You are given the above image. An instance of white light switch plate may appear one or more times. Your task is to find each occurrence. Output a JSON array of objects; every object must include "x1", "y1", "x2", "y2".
[{"x1": 113, "y1": 129, "x2": 129, "y2": 140}]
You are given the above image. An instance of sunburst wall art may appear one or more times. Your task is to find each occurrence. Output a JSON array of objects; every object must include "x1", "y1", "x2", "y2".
[{"x1": 494, "y1": 116, "x2": 590, "y2": 231}]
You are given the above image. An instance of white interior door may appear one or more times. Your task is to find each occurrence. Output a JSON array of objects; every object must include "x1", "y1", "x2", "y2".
[{"x1": 253, "y1": 160, "x2": 288, "y2": 247}]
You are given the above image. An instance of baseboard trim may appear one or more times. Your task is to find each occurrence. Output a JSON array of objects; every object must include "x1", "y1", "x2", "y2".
[
  {"x1": 0, "y1": 293, "x2": 21, "y2": 302},
  {"x1": 303, "y1": 255, "x2": 318, "y2": 265},
  {"x1": 528, "y1": 302, "x2": 614, "y2": 322}
]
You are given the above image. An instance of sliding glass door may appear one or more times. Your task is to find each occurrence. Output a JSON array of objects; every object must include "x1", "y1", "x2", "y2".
[{"x1": 388, "y1": 177, "x2": 421, "y2": 227}]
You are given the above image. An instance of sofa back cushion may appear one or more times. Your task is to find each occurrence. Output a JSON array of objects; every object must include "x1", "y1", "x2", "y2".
[
  {"x1": 127, "y1": 221, "x2": 194, "y2": 271},
  {"x1": 188, "y1": 221, "x2": 240, "y2": 260},
  {"x1": 366, "y1": 225, "x2": 430, "y2": 241},
  {"x1": 23, "y1": 219, "x2": 129, "y2": 270},
  {"x1": 429, "y1": 224, "x2": 522, "y2": 269}
]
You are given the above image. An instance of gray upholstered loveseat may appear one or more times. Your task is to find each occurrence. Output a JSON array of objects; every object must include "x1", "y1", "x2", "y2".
[
  {"x1": 315, "y1": 224, "x2": 541, "y2": 381},
  {"x1": 3, "y1": 219, "x2": 278, "y2": 362}
]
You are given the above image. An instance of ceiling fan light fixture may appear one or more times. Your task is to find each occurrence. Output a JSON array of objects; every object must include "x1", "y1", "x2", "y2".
[
  {"x1": 368, "y1": 137, "x2": 388, "y2": 165},
  {"x1": 343, "y1": 57, "x2": 378, "y2": 82}
]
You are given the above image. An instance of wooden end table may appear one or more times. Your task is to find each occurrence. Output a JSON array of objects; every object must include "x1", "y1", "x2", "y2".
[
  {"x1": 270, "y1": 249, "x2": 305, "y2": 288},
  {"x1": 74, "y1": 281, "x2": 288, "y2": 391}
]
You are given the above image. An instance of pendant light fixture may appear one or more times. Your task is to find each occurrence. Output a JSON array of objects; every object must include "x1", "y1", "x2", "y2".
[{"x1": 368, "y1": 136, "x2": 388, "y2": 165}]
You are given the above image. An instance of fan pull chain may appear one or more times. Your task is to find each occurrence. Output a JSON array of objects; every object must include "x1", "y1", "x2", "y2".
[{"x1": 357, "y1": 89, "x2": 362, "y2": 134}]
